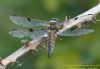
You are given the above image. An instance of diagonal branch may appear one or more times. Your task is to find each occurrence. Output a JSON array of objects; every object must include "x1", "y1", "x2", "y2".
[
  {"x1": 0, "y1": 3, "x2": 100, "y2": 69},
  {"x1": 57, "y1": 3, "x2": 100, "y2": 34}
]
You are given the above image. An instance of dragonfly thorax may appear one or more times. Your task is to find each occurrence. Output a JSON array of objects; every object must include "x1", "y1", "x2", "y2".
[{"x1": 48, "y1": 25, "x2": 57, "y2": 31}]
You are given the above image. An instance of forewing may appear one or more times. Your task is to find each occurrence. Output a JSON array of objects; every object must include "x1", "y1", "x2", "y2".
[
  {"x1": 9, "y1": 16, "x2": 49, "y2": 27},
  {"x1": 58, "y1": 28, "x2": 94, "y2": 36},
  {"x1": 9, "y1": 29, "x2": 34, "y2": 38}
]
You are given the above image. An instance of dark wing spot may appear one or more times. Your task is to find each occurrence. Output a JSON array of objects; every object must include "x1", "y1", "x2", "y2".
[
  {"x1": 74, "y1": 17, "x2": 78, "y2": 20},
  {"x1": 41, "y1": 28, "x2": 45, "y2": 30},
  {"x1": 28, "y1": 29, "x2": 34, "y2": 32},
  {"x1": 70, "y1": 27, "x2": 77, "y2": 31},
  {"x1": 12, "y1": 15, "x2": 17, "y2": 16},
  {"x1": 12, "y1": 29, "x2": 18, "y2": 30},
  {"x1": 88, "y1": 14, "x2": 93, "y2": 15},
  {"x1": 27, "y1": 18, "x2": 31, "y2": 22},
  {"x1": 84, "y1": 21, "x2": 88, "y2": 23}
]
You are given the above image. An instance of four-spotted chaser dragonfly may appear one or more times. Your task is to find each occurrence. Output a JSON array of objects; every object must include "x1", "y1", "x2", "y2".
[{"x1": 9, "y1": 15, "x2": 94, "y2": 58}]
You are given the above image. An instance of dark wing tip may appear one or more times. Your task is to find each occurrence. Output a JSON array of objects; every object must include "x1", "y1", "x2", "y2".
[
  {"x1": 13, "y1": 28, "x2": 18, "y2": 30},
  {"x1": 27, "y1": 18, "x2": 31, "y2": 22},
  {"x1": 12, "y1": 15, "x2": 17, "y2": 16},
  {"x1": 28, "y1": 29, "x2": 34, "y2": 32}
]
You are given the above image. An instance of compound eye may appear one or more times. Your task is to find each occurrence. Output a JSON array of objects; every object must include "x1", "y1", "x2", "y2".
[
  {"x1": 50, "y1": 17, "x2": 59, "y2": 22},
  {"x1": 52, "y1": 18, "x2": 58, "y2": 22}
]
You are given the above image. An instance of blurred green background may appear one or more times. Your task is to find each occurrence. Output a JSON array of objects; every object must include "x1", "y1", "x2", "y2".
[{"x1": 0, "y1": 0, "x2": 100, "y2": 69}]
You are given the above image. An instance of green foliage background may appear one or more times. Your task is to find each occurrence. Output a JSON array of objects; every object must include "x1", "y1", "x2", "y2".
[{"x1": 0, "y1": 0, "x2": 100, "y2": 69}]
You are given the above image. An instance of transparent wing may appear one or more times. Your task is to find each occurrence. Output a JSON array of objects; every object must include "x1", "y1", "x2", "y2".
[
  {"x1": 9, "y1": 16, "x2": 49, "y2": 27},
  {"x1": 9, "y1": 29, "x2": 46, "y2": 39},
  {"x1": 9, "y1": 29, "x2": 34, "y2": 38},
  {"x1": 58, "y1": 28, "x2": 94, "y2": 36},
  {"x1": 33, "y1": 30, "x2": 46, "y2": 39}
]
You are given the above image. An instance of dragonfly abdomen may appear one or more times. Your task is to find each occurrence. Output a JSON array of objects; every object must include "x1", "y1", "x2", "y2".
[{"x1": 48, "y1": 40, "x2": 55, "y2": 58}]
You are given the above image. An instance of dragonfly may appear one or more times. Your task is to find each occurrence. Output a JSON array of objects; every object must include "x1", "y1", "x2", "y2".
[{"x1": 9, "y1": 15, "x2": 94, "y2": 58}]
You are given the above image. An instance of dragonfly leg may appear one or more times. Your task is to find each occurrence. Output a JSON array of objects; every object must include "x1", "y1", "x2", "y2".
[{"x1": 21, "y1": 39, "x2": 29, "y2": 46}]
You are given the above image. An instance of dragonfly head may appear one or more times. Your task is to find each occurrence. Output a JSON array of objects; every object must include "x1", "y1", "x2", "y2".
[
  {"x1": 49, "y1": 17, "x2": 58, "y2": 25},
  {"x1": 48, "y1": 18, "x2": 63, "y2": 31}
]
